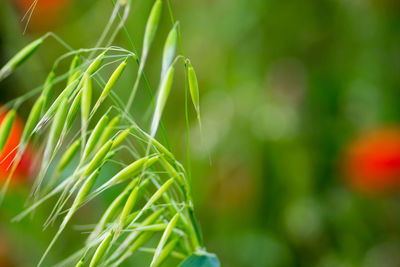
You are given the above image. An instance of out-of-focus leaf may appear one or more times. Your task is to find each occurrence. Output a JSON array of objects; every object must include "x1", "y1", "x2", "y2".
[{"x1": 179, "y1": 252, "x2": 220, "y2": 267}]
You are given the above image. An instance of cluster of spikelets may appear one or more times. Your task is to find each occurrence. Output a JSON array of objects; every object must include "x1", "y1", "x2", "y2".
[{"x1": 0, "y1": 0, "x2": 218, "y2": 266}]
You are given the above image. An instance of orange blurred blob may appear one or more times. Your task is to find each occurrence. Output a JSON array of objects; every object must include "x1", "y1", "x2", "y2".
[
  {"x1": 0, "y1": 239, "x2": 15, "y2": 267},
  {"x1": 344, "y1": 128, "x2": 400, "y2": 193},
  {"x1": 12, "y1": 0, "x2": 70, "y2": 31},
  {"x1": 0, "y1": 109, "x2": 35, "y2": 183}
]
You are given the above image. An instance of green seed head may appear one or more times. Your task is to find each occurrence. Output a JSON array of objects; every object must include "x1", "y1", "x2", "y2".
[
  {"x1": 0, "y1": 37, "x2": 44, "y2": 81},
  {"x1": 81, "y1": 73, "x2": 92, "y2": 123},
  {"x1": 151, "y1": 65, "x2": 175, "y2": 136},
  {"x1": 0, "y1": 109, "x2": 16, "y2": 154},
  {"x1": 56, "y1": 140, "x2": 81, "y2": 174},
  {"x1": 87, "y1": 50, "x2": 108, "y2": 75},
  {"x1": 46, "y1": 98, "x2": 69, "y2": 155},
  {"x1": 66, "y1": 90, "x2": 82, "y2": 129},
  {"x1": 98, "y1": 115, "x2": 121, "y2": 148},
  {"x1": 143, "y1": 0, "x2": 163, "y2": 56},
  {"x1": 111, "y1": 128, "x2": 131, "y2": 150},
  {"x1": 96, "y1": 59, "x2": 127, "y2": 108},
  {"x1": 151, "y1": 213, "x2": 180, "y2": 267},
  {"x1": 119, "y1": 185, "x2": 140, "y2": 227},
  {"x1": 67, "y1": 54, "x2": 82, "y2": 85},
  {"x1": 74, "y1": 169, "x2": 101, "y2": 207},
  {"x1": 152, "y1": 236, "x2": 180, "y2": 267},
  {"x1": 84, "y1": 139, "x2": 114, "y2": 176},
  {"x1": 42, "y1": 70, "x2": 56, "y2": 111},
  {"x1": 89, "y1": 231, "x2": 113, "y2": 267},
  {"x1": 150, "y1": 136, "x2": 174, "y2": 159},
  {"x1": 187, "y1": 60, "x2": 200, "y2": 115},
  {"x1": 161, "y1": 22, "x2": 178, "y2": 78},
  {"x1": 20, "y1": 96, "x2": 44, "y2": 146},
  {"x1": 160, "y1": 157, "x2": 185, "y2": 186},
  {"x1": 82, "y1": 114, "x2": 109, "y2": 161},
  {"x1": 142, "y1": 177, "x2": 175, "y2": 212}
]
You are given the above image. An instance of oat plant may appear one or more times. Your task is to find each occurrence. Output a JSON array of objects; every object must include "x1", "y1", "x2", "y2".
[{"x1": 0, "y1": 0, "x2": 219, "y2": 266}]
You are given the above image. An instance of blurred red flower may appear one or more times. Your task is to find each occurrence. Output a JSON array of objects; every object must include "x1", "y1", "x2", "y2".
[
  {"x1": 12, "y1": 0, "x2": 70, "y2": 31},
  {"x1": 344, "y1": 128, "x2": 400, "y2": 193},
  {"x1": 0, "y1": 109, "x2": 35, "y2": 183}
]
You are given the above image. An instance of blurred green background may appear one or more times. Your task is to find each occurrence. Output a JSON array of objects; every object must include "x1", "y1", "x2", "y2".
[{"x1": 1, "y1": 0, "x2": 400, "y2": 266}]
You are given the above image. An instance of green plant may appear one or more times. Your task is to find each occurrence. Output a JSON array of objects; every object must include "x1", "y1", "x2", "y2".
[{"x1": 0, "y1": 0, "x2": 219, "y2": 266}]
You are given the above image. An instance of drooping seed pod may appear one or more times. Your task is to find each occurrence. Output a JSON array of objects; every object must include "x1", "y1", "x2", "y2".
[
  {"x1": 65, "y1": 90, "x2": 82, "y2": 129},
  {"x1": 142, "y1": 0, "x2": 162, "y2": 58},
  {"x1": 94, "y1": 59, "x2": 128, "y2": 112},
  {"x1": 161, "y1": 22, "x2": 178, "y2": 79},
  {"x1": 87, "y1": 50, "x2": 108, "y2": 75},
  {"x1": 40, "y1": 72, "x2": 79, "y2": 130},
  {"x1": 68, "y1": 54, "x2": 82, "y2": 81},
  {"x1": 20, "y1": 96, "x2": 44, "y2": 146},
  {"x1": 56, "y1": 140, "x2": 81, "y2": 174},
  {"x1": 44, "y1": 98, "x2": 69, "y2": 158},
  {"x1": 0, "y1": 37, "x2": 45, "y2": 81},
  {"x1": 111, "y1": 128, "x2": 131, "y2": 150},
  {"x1": 96, "y1": 156, "x2": 158, "y2": 193},
  {"x1": 66, "y1": 54, "x2": 82, "y2": 91},
  {"x1": 119, "y1": 185, "x2": 140, "y2": 227},
  {"x1": 138, "y1": 177, "x2": 175, "y2": 219},
  {"x1": 187, "y1": 60, "x2": 200, "y2": 117},
  {"x1": 73, "y1": 170, "x2": 101, "y2": 210},
  {"x1": 151, "y1": 65, "x2": 175, "y2": 136},
  {"x1": 41, "y1": 70, "x2": 56, "y2": 111},
  {"x1": 151, "y1": 237, "x2": 180, "y2": 267},
  {"x1": 0, "y1": 110, "x2": 16, "y2": 154},
  {"x1": 143, "y1": 132, "x2": 174, "y2": 159},
  {"x1": 98, "y1": 115, "x2": 121, "y2": 148},
  {"x1": 83, "y1": 139, "x2": 113, "y2": 177},
  {"x1": 89, "y1": 231, "x2": 113, "y2": 267},
  {"x1": 151, "y1": 213, "x2": 180, "y2": 267},
  {"x1": 108, "y1": 157, "x2": 150, "y2": 183},
  {"x1": 81, "y1": 73, "x2": 92, "y2": 129},
  {"x1": 82, "y1": 114, "x2": 109, "y2": 161},
  {"x1": 125, "y1": 0, "x2": 162, "y2": 112},
  {"x1": 160, "y1": 156, "x2": 185, "y2": 186}
]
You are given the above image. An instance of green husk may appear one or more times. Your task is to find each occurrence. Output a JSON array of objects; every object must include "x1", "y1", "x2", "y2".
[
  {"x1": 187, "y1": 60, "x2": 200, "y2": 117},
  {"x1": 82, "y1": 113, "x2": 109, "y2": 161},
  {"x1": 0, "y1": 110, "x2": 16, "y2": 154},
  {"x1": 0, "y1": 37, "x2": 44, "y2": 81},
  {"x1": 151, "y1": 213, "x2": 180, "y2": 266},
  {"x1": 151, "y1": 65, "x2": 175, "y2": 136},
  {"x1": 89, "y1": 231, "x2": 113, "y2": 267}
]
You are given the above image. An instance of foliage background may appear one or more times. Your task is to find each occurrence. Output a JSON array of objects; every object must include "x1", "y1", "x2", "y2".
[{"x1": 1, "y1": 0, "x2": 400, "y2": 266}]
